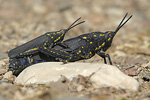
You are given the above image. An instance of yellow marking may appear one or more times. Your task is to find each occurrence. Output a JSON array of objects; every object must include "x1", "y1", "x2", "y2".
[
  {"x1": 108, "y1": 38, "x2": 111, "y2": 41},
  {"x1": 31, "y1": 58, "x2": 33, "y2": 62},
  {"x1": 44, "y1": 47, "x2": 47, "y2": 49},
  {"x1": 82, "y1": 46, "x2": 84, "y2": 48},
  {"x1": 57, "y1": 32, "x2": 60, "y2": 34},
  {"x1": 65, "y1": 60, "x2": 68, "y2": 63},
  {"x1": 51, "y1": 36, "x2": 53, "y2": 38},
  {"x1": 46, "y1": 41, "x2": 48, "y2": 42},
  {"x1": 19, "y1": 66, "x2": 21, "y2": 68},
  {"x1": 56, "y1": 53, "x2": 60, "y2": 55},
  {"x1": 79, "y1": 50, "x2": 81, "y2": 53},
  {"x1": 58, "y1": 37, "x2": 60, "y2": 39},
  {"x1": 53, "y1": 52, "x2": 55, "y2": 53},
  {"x1": 50, "y1": 51, "x2": 52, "y2": 52},
  {"x1": 70, "y1": 57, "x2": 72, "y2": 59},
  {"x1": 89, "y1": 52, "x2": 92, "y2": 54},
  {"x1": 90, "y1": 42, "x2": 92, "y2": 44},
  {"x1": 94, "y1": 35, "x2": 96, "y2": 37},
  {"x1": 44, "y1": 43, "x2": 47, "y2": 45},
  {"x1": 53, "y1": 32, "x2": 55, "y2": 34},
  {"x1": 95, "y1": 47, "x2": 98, "y2": 50},
  {"x1": 64, "y1": 51, "x2": 69, "y2": 54},
  {"x1": 20, "y1": 53, "x2": 22, "y2": 55},
  {"x1": 65, "y1": 56, "x2": 69, "y2": 58},
  {"x1": 105, "y1": 53, "x2": 107, "y2": 55},
  {"x1": 99, "y1": 46, "x2": 101, "y2": 48},
  {"x1": 47, "y1": 34, "x2": 50, "y2": 36},
  {"x1": 77, "y1": 52, "x2": 79, "y2": 55},
  {"x1": 87, "y1": 40, "x2": 89, "y2": 42},
  {"x1": 100, "y1": 34, "x2": 105, "y2": 36},
  {"x1": 61, "y1": 55, "x2": 64, "y2": 57},
  {"x1": 81, "y1": 56, "x2": 85, "y2": 58},
  {"x1": 61, "y1": 34, "x2": 64, "y2": 36},
  {"x1": 83, "y1": 37, "x2": 87, "y2": 39},
  {"x1": 107, "y1": 32, "x2": 110, "y2": 34},
  {"x1": 102, "y1": 42, "x2": 105, "y2": 46}
]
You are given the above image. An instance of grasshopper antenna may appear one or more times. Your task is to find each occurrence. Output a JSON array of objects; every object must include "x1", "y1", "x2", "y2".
[
  {"x1": 115, "y1": 13, "x2": 132, "y2": 33},
  {"x1": 66, "y1": 17, "x2": 85, "y2": 31}
]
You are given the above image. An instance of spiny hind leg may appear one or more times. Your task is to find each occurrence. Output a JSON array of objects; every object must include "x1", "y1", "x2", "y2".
[
  {"x1": 39, "y1": 47, "x2": 73, "y2": 63},
  {"x1": 16, "y1": 48, "x2": 39, "y2": 57}
]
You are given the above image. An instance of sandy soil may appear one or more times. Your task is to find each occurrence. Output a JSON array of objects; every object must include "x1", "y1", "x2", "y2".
[{"x1": 0, "y1": 0, "x2": 150, "y2": 100}]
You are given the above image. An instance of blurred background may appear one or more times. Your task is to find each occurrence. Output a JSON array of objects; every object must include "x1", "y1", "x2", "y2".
[
  {"x1": 0, "y1": 0, "x2": 150, "y2": 100},
  {"x1": 0, "y1": 0, "x2": 150, "y2": 64}
]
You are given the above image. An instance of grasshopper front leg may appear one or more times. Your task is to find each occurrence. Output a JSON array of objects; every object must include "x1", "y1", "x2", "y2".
[{"x1": 96, "y1": 52, "x2": 112, "y2": 65}]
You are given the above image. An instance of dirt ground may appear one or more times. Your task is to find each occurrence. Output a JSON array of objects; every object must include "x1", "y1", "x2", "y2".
[{"x1": 0, "y1": 0, "x2": 150, "y2": 100}]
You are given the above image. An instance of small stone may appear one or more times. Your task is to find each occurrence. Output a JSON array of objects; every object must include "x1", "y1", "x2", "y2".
[
  {"x1": 0, "y1": 76, "x2": 3, "y2": 80},
  {"x1": 3, "y1": 71, "x2": 15, "y2": 81},
  {"x1": 0, "y1": 69, "x2": 7, "y2": 75},
  {"x1": 77, "y1": 85, "x2": 85, "y2": 92}
]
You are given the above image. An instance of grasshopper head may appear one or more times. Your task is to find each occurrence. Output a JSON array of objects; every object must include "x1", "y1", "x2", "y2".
[{"x1": 104, "y1": 13, "x2": 132, "y2": 43}]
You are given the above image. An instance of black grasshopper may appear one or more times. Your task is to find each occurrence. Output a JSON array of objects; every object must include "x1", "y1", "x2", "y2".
[
  {"x1": 39, "y1": 13, "x2": 132, "y2": 64},
  {"x1": 8, "y1": 17, "x2": 85, "y2": 58},
  {"x1": 8, "y1": 17, "x2": 85, "y2": 75}
]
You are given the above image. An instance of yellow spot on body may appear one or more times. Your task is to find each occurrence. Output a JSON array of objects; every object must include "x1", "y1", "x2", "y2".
[
  {"x1": 65, "y1": 60, "x2": 68, "y2": 63},
  {"x1": 102, "y1": 42, "x2": 105, "y2": 46},
  {"x1": 83, "y1": 37, "x2": 87, "y2": 39},
  {"x1": 105, "y1": 53, "x2": 107, "y2": 55},
  {"x1": 107, "y1": 32, "x2": 110, "y2": 34},
  {"x1": 47, "y1": 34, "x2": 50, "y2": 36},
  {"x1": 108, "y1": 38, "x2": 111, "y2": 41},
  {"x1": 99, "y1": 46, "x2": 101, "y2": 48},
  {"x1": 77, "y1": 52, "x2": 79, "y2": 55},
  {"x1": 90, "y1": 42, "x2": 92, "y2": 44},
  {"x1": 95, "y1": 47, "x2": 98, "y2": 50},
  {"x1": 61, "y1": 34, "x2": 64, "y2": 36},
  {"x1": 81, "y1": 56, "x2": 85, "y2": 58},
  {"x1": 89, "y1": 52, "x2": 92, "y2": 54},
  {"x1": 53, "y1": 52, "x2": 55, "y2": 53},
  {"x1": 50, "y1": 51, "x2": 52, "y2": 52},
  {"x1": 100, "y1": 34, "x2": 105, "y2": 36},
  {"x1": 94, "y1": 35, "x2": 96, "y2": 37},
  {"x1": 56, "y1": 53, "x2": 60, "y2": 55},
  {"x1": 53, "y1": 32, "x2": 55, "y2": 34},
  {"x1": 46, "y1": 41, "x2": 48, "y2": 42},
  {"x1": 70, "y1": 57, "x2": 72, "y2": 59},
  {"x1": 82, "y1": 46, "x2": 84, "y2": 49},
  {"x1": 79, "y1": 50, "x2": 81, "y2": 53},
  {"x1": 44, "y1": 47, "x2": 47, "y2": 49},
  {"x1": 31, "y1": 58, "x2": 33, "y2": 62},
  {"x1": 51, "y1": 36, "x2": 53, "y2": 38},
  {"x1": 58, "y1": 37, "x2": 60, "y2": 39},
  {"x1": 19, "y1": 66, "x2": 21, "y2": 68},
  {"x1": 44, "y1": 43, "x2": 47, "y2": 45},
  {"x1": 57, "y1": 32, "x2": 60, "y2": 34},
  {"x1": 20, "y1": 53, "x2": 22, "y2": 55}
]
